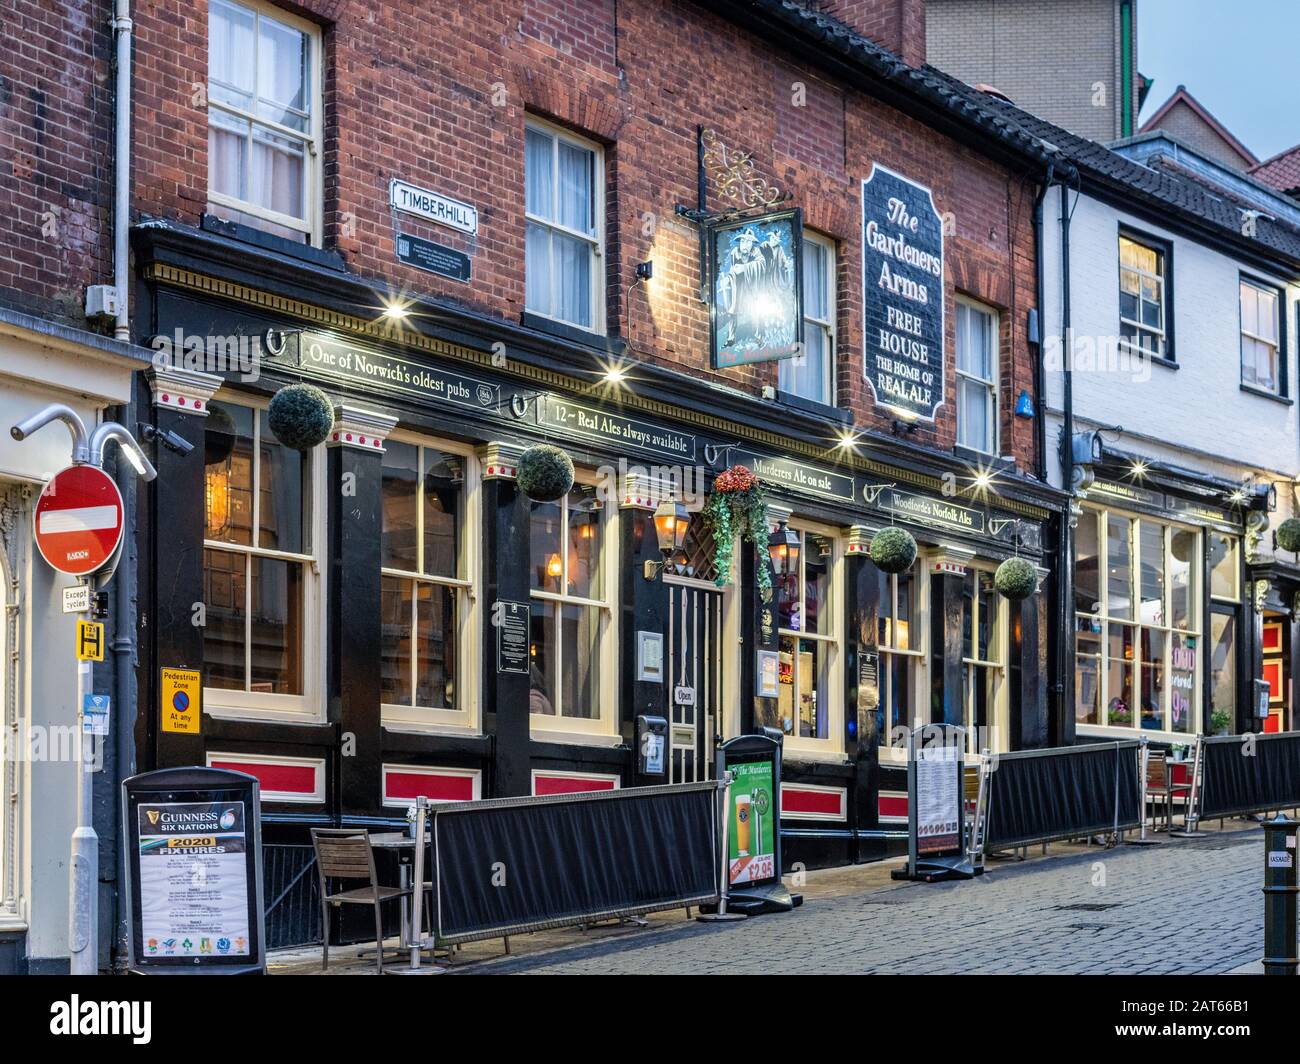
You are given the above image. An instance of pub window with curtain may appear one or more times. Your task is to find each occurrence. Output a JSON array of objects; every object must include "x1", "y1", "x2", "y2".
[
  {"x1": 524, "y1": 118, "x2": 604, "y2": 333},
  {"x1": 203, "y1": 399, "x2": 318, "y2": 716},
  {"x1": 1118, "y1": 233, "x2": 1168, "y2": 360},
  {"x1": 207, "y1": 0, "x2": 321, "y2": 243},
  {"x1": 779, "y1": 232, "x2": 836, "y2": 405}
]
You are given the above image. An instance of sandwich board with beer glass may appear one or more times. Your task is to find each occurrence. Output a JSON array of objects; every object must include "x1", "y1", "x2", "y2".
[
  {"x1": 901, "y1": 723, "x2": 975, "y2": 882},
  {"x1": 715, "y1": 733, "x2": 795, "y2": 914}
]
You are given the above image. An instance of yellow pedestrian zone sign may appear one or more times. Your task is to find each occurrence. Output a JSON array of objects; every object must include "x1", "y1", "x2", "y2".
[
  {"x1": 160, "y1": 667, "x2": 202, "y2": 734},
  {"x1": 76, "y1": 620, "x2": 104, "y2": 661}
]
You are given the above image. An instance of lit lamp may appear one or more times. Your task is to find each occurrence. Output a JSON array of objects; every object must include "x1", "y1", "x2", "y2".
[
  {"x1": 768, "y1": 519, "x2": 800, "y2": 580},
  {"x1": 644, "y1": 496, "x2": 691, "y2": 580}
]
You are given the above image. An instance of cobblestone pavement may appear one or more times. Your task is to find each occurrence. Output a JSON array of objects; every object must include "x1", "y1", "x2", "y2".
[{"x1": 463, "y1": 825, "x2": 1267, "y2": 975}]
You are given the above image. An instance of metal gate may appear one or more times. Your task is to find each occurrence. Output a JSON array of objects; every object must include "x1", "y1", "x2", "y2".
[{"x1": 665, "y1": 576, "x2": 725, "y2": 783}]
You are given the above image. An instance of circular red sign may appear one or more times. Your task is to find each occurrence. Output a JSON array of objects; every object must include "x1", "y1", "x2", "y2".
[{"x1": 33, "y1": 465, "x2": 124, "y2": 577}]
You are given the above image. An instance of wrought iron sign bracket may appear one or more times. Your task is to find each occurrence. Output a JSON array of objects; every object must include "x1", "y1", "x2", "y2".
[{"x1": 862, "y1": 482, "x2": 897, "y2": 506}]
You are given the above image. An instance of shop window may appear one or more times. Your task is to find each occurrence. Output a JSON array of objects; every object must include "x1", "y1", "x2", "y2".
[
  {"x1": 203, "y1": 399, "x2": 319, "y2": 716},
  {"x1": 961, "y1": 569, "x2": 1006, "y2": 753},
  {"x1": 1209, "y1": 610, "x2": 1237, "y2": 733},
  {"x1": 524, "y1": 118, "x2": 604, "y2": 333},
  {"x1": 380, "y1": 439, "x2": 477, "y2": 729},
  {"x1": 1240, "y1": 277, "x2": 1285, "y2": 396},
  {"x1": 774, "y1": 525, "x2": 842, "y2": 753},
  {"x1": 1073, "y1": 508, "x2": 1200, "y2": 736},
  {"x1": 528, "y1": 482, "x2": 615, "y2": 734},
  {"x1": 207, "y1": 0, "x2": 321, "y2": 243},
  {"x1": 779, "y1": 232, "x2": 836, "y2": 405},
  {"x1": 1209, "y1": 530, "x2": 1240, "y2": 603},
  {"x1": 876, "y1": 567, "x2": 922, "y2": 751},
  {"x1": 955, "y1": 298, "x2": 998, "y2": 454},
  {"x1": 1118, "y1": 232, "x2": 1169, "y2": 360}
]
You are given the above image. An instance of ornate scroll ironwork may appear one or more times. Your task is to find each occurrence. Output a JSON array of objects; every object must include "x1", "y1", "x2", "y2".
[{"x1": 701, "y1": 128, "x2": 785, "y2": 210}]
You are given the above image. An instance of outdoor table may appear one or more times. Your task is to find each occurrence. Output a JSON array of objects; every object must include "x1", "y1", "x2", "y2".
[{"x1": 370, "y1": 811, "x2": 440, "y2": 975}]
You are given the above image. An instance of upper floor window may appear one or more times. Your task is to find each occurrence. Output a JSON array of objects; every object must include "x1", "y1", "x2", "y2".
[
  {"x1": 955, "y1": 297, "x2": 998, "y2": 454},
  {"x1": 779, "y1": 233, "x2": 836, "y2": 405},
  {"x1": 1118, "y1": 233, "x2": 1169, "y2": 360},
  {"x1": 203, "y1": 398, "x2": 321, "y2": 718},
  {"x1": 208, "y1": 0, "x2": 321, "y2": 243},
  {"x1": 380, "y1": 439, "x2": 478, "y2": 730},
  {"x1": 1240, "y1": 276, "x2": 1285, "y2": 396},
  {"x1": 524, "y1": 119, "x2": 604, "y2": 332}
]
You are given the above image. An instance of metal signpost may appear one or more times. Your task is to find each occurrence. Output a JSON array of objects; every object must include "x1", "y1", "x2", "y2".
[
  {"x1": 11, "y1": 403, "x2": 156, "y2": 975},
  {"x1": 1262, "y1": 814, "x2": 1299, "y2": 975}
]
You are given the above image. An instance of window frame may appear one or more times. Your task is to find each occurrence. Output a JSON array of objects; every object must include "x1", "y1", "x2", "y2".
[
  {"x1": 954, "y1": 295, "x2": 1000, "y2": 456},
  {"x1": 1073, "y1": 505, "x2": 1204, "y2": 740},
  {"x1": 527, "y1": 471, "x2": 620, "y2": 740},
  {"x1": 876, "y1": 564, "x2": 925, "y2": 758},
  {"x1": 779, "y1": 230, "x2": 837, "y2": 406},
  {"x1": 1117, "y1": 227, "x2": 1174, "y2": 362},
  {"x1": 206, "y1": 0, "x2": 324, "y2": 244},
  {"x1": 961, "y1": 565, "x2": 1009, "y2": 755},
  {"x1": 523, "y1": 116, "x2": 606, "y2": 335},
  {"x1": 1239, "y1": 273, "x2": 1288, "y2": 398},
  {"x1": 775, "y1": 519, "x2": 844, "y2": 759},
  {"x1": 201, "y1": 392, "x2": 326, "y2": 723},
  {"x1": 379, "y1": 432, "x2": 482, "y2": 734}
]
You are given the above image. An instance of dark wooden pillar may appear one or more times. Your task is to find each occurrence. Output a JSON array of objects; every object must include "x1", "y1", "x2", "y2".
[
  {"x1": 327, "y1": 407, "x2": 396, "y2": 820},
  {"x1": 478, "y1": 442, "x2": 531, "y2": 797},
  {"x1": 145, "y1": 367, "x2": 223, "y2": 771},
  {"x1": 742, "y1": 502, "x2": 784, "y2": 736},
  {"x1": 929, "y1": 555, "x2": 967, "y2": 729},
  {"x1": 844, "y1": 526, "x2": 882, "y2": 856},
  {"x1": 620, "y1": 475, "x2": 670, "y2": 783},
  {"x1": 1009, "y1": 575, "x2": 1049, "y2": 750}
]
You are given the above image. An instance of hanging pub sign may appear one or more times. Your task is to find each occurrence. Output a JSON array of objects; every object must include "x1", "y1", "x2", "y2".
[
  {"x1": 709, "y1": 208, "x2": 803, "y2": 368},
  {"x1": 861, "y1": 165, "x2": 945, "y2": 420}
]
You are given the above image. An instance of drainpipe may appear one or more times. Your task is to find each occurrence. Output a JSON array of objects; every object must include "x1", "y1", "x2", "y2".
[
  {"x1": 1057, "y1": 177, "x2": 1077, "y2": 746},
  {"x1": 1119, "y1": 0, "x2": 1134, "y2": 138},
  {"x1": 112, "y1": 0, "x2": 133, "y2": 341},
  {"x1": 1030, "y1": 163, "x2": 1054, "y2": 483},
  {"x1": 110, "y1": 435, "x2": 138, "y2": 969}
]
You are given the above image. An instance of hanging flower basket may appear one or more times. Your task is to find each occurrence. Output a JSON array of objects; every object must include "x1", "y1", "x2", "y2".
[
  {"x1": 267, "y1": 383, "x2": 335, "y2": 451},
  {"x1": 869, "y1": 527, "x2": 916, "y2": 574},
  {"x1": 994, "y1": 556, "x2": 1038, "y2": 600},
  {"x1": 1277, "y1": 517, "x2": 1300, "y2": 554},
  {"x1": 517, "y1": 444, "x2": 574, "y2": 502},
  {"x1": 700, "y1": 465, "x2": 771, "y2": 599}
]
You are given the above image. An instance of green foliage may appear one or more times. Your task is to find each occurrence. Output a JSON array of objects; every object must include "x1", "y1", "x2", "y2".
[
  {"x1": 700, "y1": 481, "x2": 771, "y2": 598},
  {"x1": 994, "y1": 556, "x2": 1038, "y2": 600},
  {"x1": 517, "y1": 444, "x2": 575, "y2": 502},
  {"x1": 267, "y1": 383, "x2": 335, "y2": 451},
  {"x1": 869, "y1": 527, "x2": 916, "y2": 574},
  {"x1": 1277, "y1": 518, "x2": 1300, "y2": 554}
]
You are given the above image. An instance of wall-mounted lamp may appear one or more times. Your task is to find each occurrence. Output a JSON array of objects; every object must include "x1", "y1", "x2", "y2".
[
  {"x1": 768, "y1": 518, "x2": 800, "y2": 580},
  {"x1": 643, "y1": 496, "x2": 691, "y2": 580},
  {"x1": 635, "y1": 261, "x2": 654, "y2": 281},
  {"x1": 891, "y1": 418, "x2": 918, "y2": 436}
]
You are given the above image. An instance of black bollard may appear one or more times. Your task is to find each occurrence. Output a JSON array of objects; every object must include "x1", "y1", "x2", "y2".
[{"x1": 1262, "y1": 813, "x2": 1299, "y2": 975}]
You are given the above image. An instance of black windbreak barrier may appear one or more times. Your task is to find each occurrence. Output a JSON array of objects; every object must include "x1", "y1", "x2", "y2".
[
  {"x1": 431, "y1": 781, "x2": 720, "y2": 943},
  {"x1": 984, "y1": 742, "x2": 1141, "y2": 852},
  {"x1": 1199, "y1": 732, "x2": 1300, "y2": 820}
]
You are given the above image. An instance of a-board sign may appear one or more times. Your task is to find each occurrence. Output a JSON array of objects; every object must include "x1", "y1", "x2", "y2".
[
  {"x1": 122, "y1": 766, "x2": 266, "y2": 974},
  {"x1": 715, "y1": 734, "x2": 794, "y2": 914},
  {"x1": 904, "y1": 724, "x2": 974, "y2": 881}
]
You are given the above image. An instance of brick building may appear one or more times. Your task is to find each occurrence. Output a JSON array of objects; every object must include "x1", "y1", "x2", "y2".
[{"x1": 2, "y1": 0, "x2": 1076, "y2": 968}]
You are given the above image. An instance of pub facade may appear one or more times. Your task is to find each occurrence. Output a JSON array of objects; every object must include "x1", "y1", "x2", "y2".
[{"x1": 121, "y1": 0, "x2": 1068, "y2": 901}]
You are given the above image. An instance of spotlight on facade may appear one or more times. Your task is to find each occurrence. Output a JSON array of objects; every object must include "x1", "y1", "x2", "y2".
[
  {"x1": 381, "y1": 299, "x2": 410, "y2": 320},
  {"x1": 1130, "y1": 460, "x2": 1148, "y2": 478}
]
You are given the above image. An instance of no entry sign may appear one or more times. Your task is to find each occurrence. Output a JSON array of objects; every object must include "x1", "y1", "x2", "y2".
[{"x1": 34, "y1": 464, "x2": 124, "y2": 576}]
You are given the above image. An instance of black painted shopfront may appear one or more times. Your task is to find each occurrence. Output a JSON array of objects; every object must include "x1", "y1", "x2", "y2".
[{"x1": 129, "y1": 219, "x2": 1064, "y2": 896}]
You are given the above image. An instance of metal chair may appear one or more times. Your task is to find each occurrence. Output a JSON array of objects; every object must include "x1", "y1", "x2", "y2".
[
  {"x1": 310, "y1": 828, "x2": 411, "y2": 974},
  {"x1": 1146, "y1": 753, "x2": 1192, "y2": 832}
]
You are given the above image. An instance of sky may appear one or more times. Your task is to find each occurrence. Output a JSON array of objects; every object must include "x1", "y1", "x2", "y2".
[{"x1": 1137, "y1": 0, "x2": 1297, "y2": 163}]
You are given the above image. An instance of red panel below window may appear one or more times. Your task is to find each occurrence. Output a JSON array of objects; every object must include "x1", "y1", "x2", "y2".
[
  {"x1": 386, "y1": 770, "x2": 476, "y2": 803},
  {"x1": 211, "y1": 759, "x2": 317, "y2": 796},
  {"x1": 878, "y1": 793, "x2": 908, "y2": 819},
  {"x1": 534, "y1": 775, "x2": 616, "y2": 796},
  {"x1": 782, "y1": 787, "x2": 844, "y2": 817}
]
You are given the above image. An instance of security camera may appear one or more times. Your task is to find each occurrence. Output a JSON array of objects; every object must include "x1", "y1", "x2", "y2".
[{"x1": 139, "y1": 423, "x2": 195, "y2": 457}]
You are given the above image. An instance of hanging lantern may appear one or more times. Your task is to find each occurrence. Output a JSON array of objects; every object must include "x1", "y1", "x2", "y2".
[{"x1": 267, "y1": 383, "x2": 335, "y2": 451}]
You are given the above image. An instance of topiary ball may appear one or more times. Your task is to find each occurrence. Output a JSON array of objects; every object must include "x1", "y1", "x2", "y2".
[
  {"x1": 517, "y1": 444, "x2": 574, "y2": 502},
  {"x1": 1277, "y1": 517, "x2": 1300, "y2": 554},
  {"x1": 204, "y1": 402, "x2": 236, "y2": 465},
  {"x1": 870, "y1": 527, "x2": 917, "y2": 574},
  {"x1": 267, "y1": 383, "x2": 334, "y2": 451},
  {"x1": 994, "y1": 556, "x2": 1038, "y2": 600}
]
